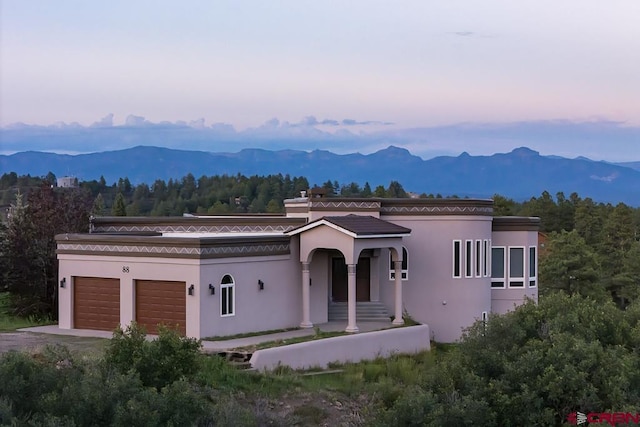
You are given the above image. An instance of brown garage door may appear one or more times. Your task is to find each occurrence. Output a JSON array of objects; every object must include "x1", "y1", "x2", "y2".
[
  {"x1": 136, "y1": 280, "x2": 186, "y2": 335},
  {"x1": 74, "y1": 277, "x2": 120, "y2": 331}
]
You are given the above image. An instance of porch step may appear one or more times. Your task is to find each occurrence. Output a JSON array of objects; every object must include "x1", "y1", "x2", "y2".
[{"x1": 328, "y1": 301, "x2": 391, "y2": 321}]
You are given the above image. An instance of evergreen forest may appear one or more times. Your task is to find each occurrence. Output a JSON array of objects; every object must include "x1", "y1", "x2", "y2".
[{"x1": 1, "y1": 171, "x2": 639, "y2": 425}]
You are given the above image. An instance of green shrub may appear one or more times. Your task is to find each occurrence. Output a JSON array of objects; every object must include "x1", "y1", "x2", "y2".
[
  {"x1": 0, "y1": 397, "x2": 14, "y2": 425},
  {"x1": 0, "y1": 351, "x2": 60, "y2": 416},
  {"x1": 362, "y1": 362, "x2": 385, "y2": 383},
  {"x1": 373, "y1": 386, "x2": 436, "y2": 427},
  {"x1": 104, "y1": 322, "x2": 202, "y2": 390}
]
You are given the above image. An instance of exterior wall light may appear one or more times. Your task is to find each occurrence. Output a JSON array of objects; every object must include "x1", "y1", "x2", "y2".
[
  {"x1": 208, "y1": 284, "x2": 215, "y2": 295},
  {"x1": 59, "y1": 277, "x2": 66, "y2": 288},
  {"x1": 188, "y1": 284, "x2": 195, "y2": 296},
  {"x1": 258, "y1": 279, "x2": 265, "y2": 290}
]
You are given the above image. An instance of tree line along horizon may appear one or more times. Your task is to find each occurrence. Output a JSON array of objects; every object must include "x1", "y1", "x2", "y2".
[{"x1": 0, "y1": 171, "x2": 639, "y2": 318}]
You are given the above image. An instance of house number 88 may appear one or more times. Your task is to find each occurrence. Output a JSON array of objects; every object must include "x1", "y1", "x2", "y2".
[{"x1": 122, "y1": 266, "x2": 130, "y2": 273}]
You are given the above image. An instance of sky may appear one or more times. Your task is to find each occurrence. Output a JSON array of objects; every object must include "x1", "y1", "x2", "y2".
[{"x1": 1, "y1": 0, "x2": 639, "y2": 161}]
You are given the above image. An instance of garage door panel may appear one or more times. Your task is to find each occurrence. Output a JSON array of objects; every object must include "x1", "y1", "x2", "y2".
[
  {"x1": 74, "y1": 277, "x2": 120, "y2": 331},
  {"x1": 136, "y1": 280, "x2": 186, "y2": 335}
]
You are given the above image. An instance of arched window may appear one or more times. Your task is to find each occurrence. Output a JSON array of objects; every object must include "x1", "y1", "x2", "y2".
[
  {"x1": 389, "y1": 247, "x2": 408, "y2": 281},
  {"x1": 220, "y1": 274, "x2": 235, "y2": 316}
]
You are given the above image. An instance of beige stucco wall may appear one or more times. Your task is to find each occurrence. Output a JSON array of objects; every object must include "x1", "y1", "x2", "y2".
[
  {"x1": 58, "y1": 254, "x2": 201, "y2": 335},
  {"x1": 198, "y1": 254, "x2": 300, "y2": 338},
  {"x1": 378, "y1": 215, "x2": 494, "y2": 342},
  {"x1": 59, "y1": 249, "x2": 305, "y2": 339},
  {"x1": 250, "y1": 325, "x2": 431, "y2": 371},
  {"x1": 309, "y1": 251, "x2": 329, "y2": 324},
  {"x1": 299, "y1": 226, "x2": 357, "y2": 264}
]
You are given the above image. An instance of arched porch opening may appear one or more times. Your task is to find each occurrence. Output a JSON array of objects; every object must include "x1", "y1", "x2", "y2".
[{"x1": 287, "y1": 215, "x2": 411, "y2": 333}]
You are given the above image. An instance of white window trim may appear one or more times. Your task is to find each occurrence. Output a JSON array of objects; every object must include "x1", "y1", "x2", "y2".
[
  {"x1": 465, "y1": 239, "x2": 473, "y2": 278},
  {"x1": 529, "y1": 246, "x2": 537, "y2": 288},
  {"x1": 475, "y1": 240, "x2": 482, "y2": 278},
  {"x1": 491, "y1": 246, "x2": 506, "y2": 288},
  {"x1": 508, "y1": 246, "x2": 526, "y2": 288},
  {"x1": 453, "y1": 240, "x2": 462, "y2": 278},
  {"x1": 483, "y1": 239, "x2": 490, "y2": 277},
  {"x1": 389, "y1": 247, "x2": 409, "y2": 281},
  {"x1": 220, "y1": 274, "x2": 235, "y2": 317}
]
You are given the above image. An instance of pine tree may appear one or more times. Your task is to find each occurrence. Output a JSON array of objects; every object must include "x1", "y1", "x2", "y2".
[
  {"x1": 112, "y1": 193, "x2": 127, "y2": 216},
  {"x1": 92, "y1": 193, "x2": 105, "y2": 216}
]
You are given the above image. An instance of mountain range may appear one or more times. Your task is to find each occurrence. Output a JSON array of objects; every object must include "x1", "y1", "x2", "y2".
[{"x1": 1, "y1": 146, "x2": 639, "y2": 205}]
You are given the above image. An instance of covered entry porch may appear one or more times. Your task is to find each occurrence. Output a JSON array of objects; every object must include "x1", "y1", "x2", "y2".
[{"x1": 287, "y1": 215, "x2": 411, "y2": 333}]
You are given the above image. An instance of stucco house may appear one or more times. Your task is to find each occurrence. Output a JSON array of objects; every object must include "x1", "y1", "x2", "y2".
[{"x1": 56, "y1": 195, "x2": 539, "y2": 343}]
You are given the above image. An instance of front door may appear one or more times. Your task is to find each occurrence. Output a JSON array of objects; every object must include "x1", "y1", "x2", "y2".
[
  {"x1": 331, "y1": 257, "x2": 370, "y2": 302},
  {"x1": 356, "y1": 257, "x2": 370, "y2": 301}
]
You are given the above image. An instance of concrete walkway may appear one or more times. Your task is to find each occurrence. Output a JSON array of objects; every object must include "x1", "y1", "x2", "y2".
[{"x1": 19, "y1": 321, "x2": 395, "y2": 352}]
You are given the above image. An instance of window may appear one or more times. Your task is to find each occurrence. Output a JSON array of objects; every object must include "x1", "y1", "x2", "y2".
[
  {"x1": 453, "y1": 240, "x2": 462, "y2": 278},
  {"x1": 509, "y1": 247, "x2": 525, "y2": 288},
  {"x1": 491, "y1": 247, "x2": 505, "y2": 288},
  {"x1": 475, "y1": 240, "x2": 482, "y2": 277},
  {"x1": 529, "y1": 246, "x2": 537, "y2": 288},
  {"x1": 483, "y1": 239, "x2": 490, "y2": 277},
  {"x1": 389, "y1": 247, "x2": 408, "y2": 280},
  {"x1": 220, "y1": 274, "x2": 235, "y2": 316},
  {"x1": 481, "y1": 311, "x2": 488, "y2": 336},
  {"x1": 465, "y1": 240, "x2": 473, "y2": 278}
]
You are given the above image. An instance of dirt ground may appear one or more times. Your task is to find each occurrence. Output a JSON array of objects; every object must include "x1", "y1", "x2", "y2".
[{"x1": 0, "y1": 331, "x2": 107, "y2": 355}]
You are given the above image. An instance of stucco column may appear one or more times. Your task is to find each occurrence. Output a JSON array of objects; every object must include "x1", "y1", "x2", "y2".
[
  {"x1": 392, "y1": 260, "x2": 404, "y2": 325},
  {"x1": 300, "y1": 262, "x2": 313, "y2": 328},
  {"x1": 345, "y1": 264, "x2": 359, "y2": 333}
]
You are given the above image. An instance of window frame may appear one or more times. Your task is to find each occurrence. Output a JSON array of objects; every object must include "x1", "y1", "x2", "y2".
[
  {"x1": 491, "y1": 246, "x2": 506, "y2": 288},
  {"x1": 483, "y1": 239, "x2": 490, "y2": 277},
  {"x1": 465, "y1": 240, "x2": 473, "y2": 278},
  {"x1": 508, "y1": 246, "x2": 526, "y2": 288},
  {"x1": 220, "y1": 274, "x2": 235, "y2": 317},
  {"x1": 529, "y1": 246, "x2": 537, "y2": 288},
  {"x1": 389, "y1": 247, "x2": 409, "y2": 281},
  {"x1": 453, "y1": 240, "x2": 462, "y2": 278},
  {"x1": 475, "y1": 240, "x2": 482, "y2": 277}
]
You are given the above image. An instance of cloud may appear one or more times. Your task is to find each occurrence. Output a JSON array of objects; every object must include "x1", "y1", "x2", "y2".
[
  {"x1": 590, "y1": 172, "x2": 619, "y2": 183},
  {"x1": 321, "y1": 119, "x2": 340, "y2": 126},
  {"x1": 124, "y1": 115, "x2": 152, "y2": 127},
  {"x1": 189, "y1": 118, "x2": 206, "y2": 129},
  {"x1": 262, "y1": 118, "x2": 280, "y2": 128},
  {"x1": 210, "y1": 122, "x2": 236, "y2": 133},
  {"x1": 341, "y1": 119, "x2": 394, "y2": 126},
  {"x1": 250, "y1": 116, "x2": 394, "y2": 129},
  {"x1": 300, "y1": 116, "x2": 319, "y2": 126},
  {"x1": 91, "y1": 113, "x2": 114, "y2": 128}
]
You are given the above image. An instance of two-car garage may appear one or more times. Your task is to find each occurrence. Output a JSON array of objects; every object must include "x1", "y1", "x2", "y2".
[{"x1": 73, "y1": 277, "x2": 186, "y2": 334}]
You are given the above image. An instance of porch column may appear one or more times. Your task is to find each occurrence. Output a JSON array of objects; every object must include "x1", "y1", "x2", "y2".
[
  {"x1": 345, "y1": 264, "x2": 359, "y2": 333},
  {"x1": 392, "y1": 260, "x2": 404, "y2": 325},
  {"x1": 300, "y1": 262, "x2": 313, "y2": 328}
]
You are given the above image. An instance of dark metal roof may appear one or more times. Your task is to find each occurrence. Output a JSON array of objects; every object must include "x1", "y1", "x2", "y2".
[{"x1": 321, "y1": 215, "x2": 411, "y2": 236}]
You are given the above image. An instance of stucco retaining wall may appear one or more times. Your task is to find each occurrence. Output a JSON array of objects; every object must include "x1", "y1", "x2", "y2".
[{"x1": 249, "y1": 325, "x2": 431, "y2": 371}]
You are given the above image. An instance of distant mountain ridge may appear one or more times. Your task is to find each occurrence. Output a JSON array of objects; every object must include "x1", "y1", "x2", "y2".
[{"x1": 1, "y1": 146, "x2": 639, "y2": 205}]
